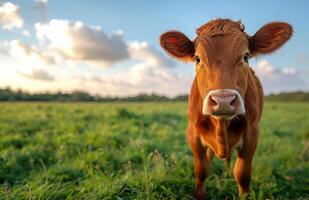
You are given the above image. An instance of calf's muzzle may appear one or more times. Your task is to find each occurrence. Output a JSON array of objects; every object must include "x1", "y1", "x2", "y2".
[{"x1": 202, "y1": 89, "x2": 245, "y2": 119}]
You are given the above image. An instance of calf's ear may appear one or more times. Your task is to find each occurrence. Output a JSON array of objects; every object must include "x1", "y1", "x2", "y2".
[
  {"x1": 160, "y1": 31, "x2": 195, "y2": 62},
  {"x1": 250, "y1": 22, "x2": 293, "y2": 55}
]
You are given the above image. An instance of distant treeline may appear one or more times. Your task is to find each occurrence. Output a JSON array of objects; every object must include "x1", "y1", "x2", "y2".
[
  {"x1": 0, "y1": 87, "x2": 188, "y2": 102},
  {"x1": 0, "y1": 87, "x2": 308, "y2": 102}
]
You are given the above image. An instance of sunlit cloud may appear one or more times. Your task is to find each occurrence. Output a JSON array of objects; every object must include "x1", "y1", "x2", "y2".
[
  {"x1": 253, "y1": 60, "x2": 306, "y2": 94},
  {"x1": 0, "y1": 2, "x2": 23, "y2": 30},
  {"x1": 76, "y1": 64, "x2": 192, "y2": 97},
  {"x1": 9, "y1": 40, "x2": 55, "y2": 66},
  {"x1": 78, "y1": 39, "x2": 186, "y2": 95},
  {"x1": 17, "y1": 67, "x2": 55, "y2": 81},
  {"x1": 0, "y1": 14, "x2": 186, "y2": 96},
  {"x1": 128, "y1": 41, "x2": 175, "y2": 68},
  {"x1": 75, "y1": 40, "x2": 190, "y2": 96},
  {"x1": 35, "y1": 19, "x2": 130, "y2": 67}
]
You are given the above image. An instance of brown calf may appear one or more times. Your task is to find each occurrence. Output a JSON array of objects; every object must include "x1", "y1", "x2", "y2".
[{"x1": 160, "y1": 19, "x2": 293, "y2": 199}]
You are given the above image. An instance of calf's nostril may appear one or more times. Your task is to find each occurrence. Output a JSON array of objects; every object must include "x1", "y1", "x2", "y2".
[
  {"x1": 209, "y1": 95, "x2": 218, "y2": 106},
  {"x1": 230, "y1": 95, "x2": 237, "y2": 106}
]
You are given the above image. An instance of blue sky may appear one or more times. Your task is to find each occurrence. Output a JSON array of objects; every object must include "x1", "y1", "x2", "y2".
[{"x1": 0, "y1": 0, "x2": 308, "y2": 96}]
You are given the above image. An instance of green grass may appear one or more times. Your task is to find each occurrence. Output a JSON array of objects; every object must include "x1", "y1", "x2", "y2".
[{"x1": 0, "y1": 102, "x2": 308, "y2": 200}]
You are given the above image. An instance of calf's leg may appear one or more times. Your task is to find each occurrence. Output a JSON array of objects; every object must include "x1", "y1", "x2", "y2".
[
  {"x1": 189, "y1": 138, "x2": 212, "y2": 200},
  {"x1": 233, "y1": 154, "x2": 253, "y2": 195},
  {"x1": 233, "y1": 129, "x2": 258, "y2": 196}
]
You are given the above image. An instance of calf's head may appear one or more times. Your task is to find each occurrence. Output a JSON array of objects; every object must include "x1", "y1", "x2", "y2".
[{"x1": 160, "y1": 19, "x2": 293, "y2": 120}]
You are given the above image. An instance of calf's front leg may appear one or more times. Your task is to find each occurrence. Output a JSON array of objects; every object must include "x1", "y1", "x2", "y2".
[
  {"x1": 233, "y1": 129, "x2": 258, "y2": 196},
  {"x1": 189, "y1": 137, "x2": 212, "y2": 200}
]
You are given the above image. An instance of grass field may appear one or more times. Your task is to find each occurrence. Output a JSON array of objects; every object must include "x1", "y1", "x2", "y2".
[{"x1": 0, "y1": 102, "x2": 308, "y2": 200}]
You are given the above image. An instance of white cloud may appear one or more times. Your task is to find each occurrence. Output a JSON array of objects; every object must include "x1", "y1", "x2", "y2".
[
  {"x1": 9, "y1": 40, "x2": 55, "y2": 66},
  {"x1": 76, "y1": 64, "x2": 192, "y2": 97},
  {"x1": 253, "y1": 60, "x2": 306, "y2": 94},
  {"x1": 0, "y1": 2, "x2": 23, "y2": 30},
  {"x1": 35, "y1": 0, "x2": 48, "y2": 4},
  {"x1": 75, "y1": 39, "x2": 187, "y2": 96},
  {"x1": 33, "y1": 20, "x2": 175, "y2": 69},
  {"x1": 17, "y1": 67, "x2": 54, "y2": 81},
  {"x1": 35, "y1": 19, "x2": 129, "y2": 66},
  {"x1": 6, "y1": 40, "x2": 56, "y2": 83},
  {"x1": 1, "y1": 18, "x2": 187, "y2": 96},
  {"x1": 282, "y1": 68, "x2": 297, "y2": 75},
  {"x1": 128, "y1": 41, "x2": 175, "y2": 68},
  {"x1": 76, "y1": 41, "x2": 190, "y2": 96},
  {"x1": 22, "y1": 30, "x2": 30, "y2": 37},
  {"x1": 111, "y1": 30, "x2": 123, "y2": 36},
  {"x1": 0, "y1": 40, "x2": 10, "y2": 55},
  {"x1": 101, "y1": 64, "x2": 178, "y2": 87}
]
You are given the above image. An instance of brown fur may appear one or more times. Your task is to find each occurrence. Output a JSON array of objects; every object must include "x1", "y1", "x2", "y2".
[{"x1": 159, "y1": 18, "x2": 293, "y2": 199}]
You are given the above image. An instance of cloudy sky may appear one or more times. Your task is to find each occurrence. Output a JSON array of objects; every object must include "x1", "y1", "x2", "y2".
[{"x1": 0, "y1": 0, "x2": 308, "y2": 96}]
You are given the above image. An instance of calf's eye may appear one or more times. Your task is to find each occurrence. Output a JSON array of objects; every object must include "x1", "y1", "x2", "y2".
[
  {"x1": 195, "y1": 56, "x2": 200, "y2": 63},
  {"x1": 244, "y1": 53, "x2": 250, "y2": 63}
]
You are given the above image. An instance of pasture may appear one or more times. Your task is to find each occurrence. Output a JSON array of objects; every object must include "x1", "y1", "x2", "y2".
[{"x1": 0, "y1": 102, "x2": 308, "y2": 199}]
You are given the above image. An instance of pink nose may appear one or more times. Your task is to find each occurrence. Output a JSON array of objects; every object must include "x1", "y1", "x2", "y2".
[{"x1": 203, "y1": 90, "x2": 244, "y2": 118}]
